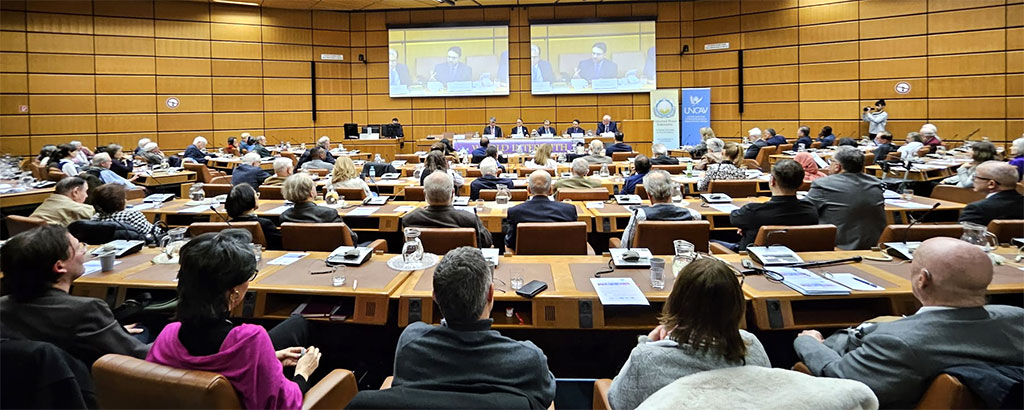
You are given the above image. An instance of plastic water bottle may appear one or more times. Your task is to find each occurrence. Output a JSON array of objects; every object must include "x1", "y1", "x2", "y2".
[{"x1": 369, "y1": 166, "x2": 376, "y2": 179}]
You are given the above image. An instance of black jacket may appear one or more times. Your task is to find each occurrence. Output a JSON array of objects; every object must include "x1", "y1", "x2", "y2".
[
  {"x1": 1, "y1": 335, "x2": 96, "y2": 409},
  {"x1": 505, "y1": 196, "x2": 577, "y2": 250},
  {"x1": 182, "y1": 144, "x2": 207, "y2": 164},
  {"x1": 469, "y1": 175, "x2": 514, "y2": 200},
  {"x1": 730, "y1": 196, "x2": 819, "y2": 250},
  {"x1": 959, "y1": 190, "x2": 1024, "y2": 226},
  {"x1": 231, "y1": 164, "x2": 270, "y2": 189},
  {"x1": 873, "y1": 143, "x2": 895, "y2": 164},
  {"x1": 651, "y1": 155, "x2": 679, "y2": 165},
  {"x1": 232, "y1": 214, "x2": 282, "y2": 250},
  {"x1": 280, "y1": 201, "x2": 358, "y2": 245},
  {"x1": 744, "y1": 140, "x2": 767, "y2": 160},
  {"x1": 109, "y1": 158, "x2": 133, "y2": 178},
  {"x1": 604, "y1": 142, "x2": 632, "y2": 155}
]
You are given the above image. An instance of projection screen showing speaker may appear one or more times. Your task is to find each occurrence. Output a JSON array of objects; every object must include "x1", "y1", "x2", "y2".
[
  {"x1": 529, "y1": 20, "x2": 656, "y2": 95},
  {"x1": 388, "y1": 25, "x2": 510, "y2": 97}
]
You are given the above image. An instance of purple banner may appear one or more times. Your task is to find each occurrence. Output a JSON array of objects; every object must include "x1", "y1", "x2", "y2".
[{"x1": 452, "y1": 138, "x2": 584, "y2": 154}]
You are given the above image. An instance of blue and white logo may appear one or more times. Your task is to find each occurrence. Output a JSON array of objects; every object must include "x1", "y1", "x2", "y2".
[
  {"x1": 653, "y1": 98, "x2": 676, "y2": 118},
  {"x1": 689, "y1": 95, "x2": 703, "y2": 105}
]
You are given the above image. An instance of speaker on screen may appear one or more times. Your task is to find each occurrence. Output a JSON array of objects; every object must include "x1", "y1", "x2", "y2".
[
  {"x1": 387, "y1": 23, "x2": 510, "y2": 98},
  {"x1": 529, "y1": 20, "x2": 657, "y2": 95}
]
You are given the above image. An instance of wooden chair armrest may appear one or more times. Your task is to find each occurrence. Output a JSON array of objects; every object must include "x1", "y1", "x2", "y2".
[
  {"x1": 709, "y1": 242, "x2": 736, "y2": 254},
  {"x1": 380, "y1": 376, "x2": 394, "y2": 390},
  {"x1": 791, "y1": 362, "x2": 812, "y2": 375},
  {"x1": 593, "y1": 378, "x2": 613, "y2": 410},
  {"x1": 367, "y1": 239, "x2": 388, "y2": 254},
  {"x1": 608, "y1": 237, "x2": 622, "y2": 249},
  {"x1": 302, "y1": 369, "x2": 358, "y2": 410}
]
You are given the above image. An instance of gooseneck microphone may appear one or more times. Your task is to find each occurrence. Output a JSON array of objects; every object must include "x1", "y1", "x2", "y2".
[
  {"x1": 902, "y1": 202, "x2": 941, "y2": 244},
  {"x1": 210, "y1": 204, "x2": 233, "y2": 227}
]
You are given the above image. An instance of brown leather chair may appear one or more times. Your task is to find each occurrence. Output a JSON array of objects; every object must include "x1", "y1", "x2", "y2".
[
  {"x1": 798, "y1": 181, "x2": 811, "y2": 191},
  {"x1": 877, "y1": 224, "x2": 963, "y2": 246},
  {"x1": 125, "y1": 188, "x2": 147, "y2": 200},
  {"x1": 465, "y1": 168, "x2": 482, "y2": 177},
  {"x1": 791, "y1": 363, "x2": 983, "y2": 410},
  {"x1": 741, "y1": 159, "x2": 761, "y2": 171},
  {"x1": 202, "y1": 183, "x2": 233, "y2": 197},
  {"x1": 753, "y1": 145, "x2": 777, "y2": 171},
  {"x1": 988, "y1": 219, "x2": 1023, "y2": 244},
  {"x1": 708, "y1": 180, "x2": 758, "y2": 197},
  {"x1": 335, "y1": 187, "x2": 367, "y2": 201},
  {"x1": 92, "y1": 354, "x2": 359, "y2": 410},
  {"x1": 518, "y1": 167, "x2": 555, "y2": 177},
  {"x1": 916, "y1": 146, "x2": 930, "y2": 157},
  {"x1": 31, "y1": 163, "x2": 47, "y2": 180},
  {"x1": 652, "y1": 164, "x2": 687, "y2": 174},
  {"x1": 752, "y1": 224, "x2": 837, "y2": 251},
  {"x1": 862, "y1": 152, "x2": 875, "y2": 167},
  {"x1": 588, "y1": 163, "x2": 612, "y2": 175},
  {"x1": 478, "y1": 189, "x2": 528, "y2": 201},
  {"x1": 609, "y1": 221, "x2": 711, "y2": 254},
  {"x1": 183, "y1": 163, "x2": 225, "y2": 184},
  {"x1": 188, "y1": 221, "x2": 267, "y2": 247},
  {"x1": 402, "y1": 186, "x2": 425, "y2": 201},
  {"x1": 47, "y1": 168, "x2": 67, "y2": 182},
  {"x1": 279, "y1": 151, "x2": 297, "y2": 166},
  {"x1": 258, "y1": 185, "x2": 285, "y2": 200},
  {"x1": 593, "y1": 379, "x2": 613, "y2": 410},
  {"x1": 778, "y1": 143, "x2": 794, "y2": 153},
  {"x1": 513, "y1": 222, "x2": 590, "y2": 255},
  {"x1": 611, "y1": 151, "x2": 639, "y2": 161},
  {"x1": 415, "y1": 227, "x2": 477, "y2": 255},
  {"x1": 4, "y1": 215, "x2": 48, "y2": 236},
  {"x1": 280, "y1": 222, "x2": 386, "y2": 252},
  {"x1": 307, "y1": 168, "x2": 329, "y2": 177},
  {"x1": 395, "y1": 154, "x2": 420, "y2": 164},
  {"x1": 810, "y1": 142, "x2": 821, "y2": 149},
  {"x1": 555, "y1": 188, "x2": 609, "y2": 201},
  {"x1": 886, "y1": 151, "x2": 901, "y2": 161},
  {"x1": 209, "y1": 175, "x2": 231, "y2": 184},
  {"x1": 930, "y1": 185, "x2": 986, "y2": 204},
  {"x1": 635, "y1": 184, "x2": 648, "y2": 199}
]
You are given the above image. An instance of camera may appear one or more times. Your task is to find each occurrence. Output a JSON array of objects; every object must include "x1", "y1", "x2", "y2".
[{"x1": 863, "y1": 107, "x2": 871, "y2": 112}]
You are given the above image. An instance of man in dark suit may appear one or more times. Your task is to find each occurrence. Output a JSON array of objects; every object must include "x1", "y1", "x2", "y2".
[
  {"x1": 231, "y1": 153, "x2": 270, "y2": 188},
  {"x1": 505, "y1": 170, "x2": 578, "y2": 251},
  {"x1": 959, "y1": 161, "x2": 1024, "y2": 226},
  {"x1": 529, "y1": 44, "x2": 555, "y2": 83},
  {"x1": 390, "y1": 117, "x2": 405, "y2": 139},
  {"x1": 471, "y1": 137, "x2": 490, "y2": 163},
  {"x1": 794, "y1": 126, "x2": 814, "y2": 151},
  {"x1": 576, "y1": 42, "x2": 618, "y2": 81},
  {"x1": 805, "y1": 147, "x2": 885, "y2": 250},
  {"x1": 764, "y1": 128, "x2": 787, "y2": 146},
  {"x1": 483, "y1": 117, "x2": 503, "y2": 139},
  {"x1": 873, "y1": 131, "x2": 895, "y2": 164},
  {"x1": 603, "y1": 132, "x2": 632, "y2": 156},
  {"x1": 744, "y1": 127, "x2": 767, "y2": 160},
  {"x1": 565, "y1": 119, "x2": 585, "y2": 136},
  {"x1": 510, "y1": 118, "x2": 529, "y2": 137},
  {"x1": 182, "y1": 136, "x2": 209, "y2": 164},
  {"x1": 794, "y1": 237, "x2": 1024, "y2": 409},
  {"x1": 596, "y1": 115, "x2": 618, "y2": 134},
  {"x1": 432, "y1": 46, "x2": 472, "y2": 84},
  {"x1": 0, "y1": 225, "x2": 150, "y2": 365},
  {"x1": 404, "y1": 172, "x2": 492, "y2": 248},
  {"x1": 620, "y1": 155, "x2": 651, "y2": 195},
  {"x1": 620, "y1": 170, "x2": 701, "y2": 248},
  {"x1": 536, "y1": 120, "x2": 556, "y2": 136},
  {"x1": 388, "y1": 49, "x2": 412, "y2": 86},
  {"x1": 470, "y1": 158, "x2": 514, "y2": 200},
  {"x1": 729, "y1": 160, "x2": 819, "y2": 250},
  {"x1": 650, "y1": 143, "x2": 679, "y2": 165}
]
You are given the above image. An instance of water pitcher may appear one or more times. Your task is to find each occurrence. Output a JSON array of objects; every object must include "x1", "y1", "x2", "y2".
[{"x1": 959, "y1": 222, "x2": 998, "y2": 252}]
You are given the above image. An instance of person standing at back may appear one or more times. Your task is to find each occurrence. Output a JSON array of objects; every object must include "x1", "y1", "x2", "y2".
[
  {"x1": 861, "y1": 99, "x2": 888, "y2": 138},
  {"x1": 505, "y1": 170, "x2": 578, "y2": 252},
  {"x1": 804, "y1": 147, "x2": 885, "y2": 250}
]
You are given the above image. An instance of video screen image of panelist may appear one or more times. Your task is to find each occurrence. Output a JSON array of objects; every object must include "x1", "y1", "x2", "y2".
[
  {"x1": 530, "y1": 21, "x2": 656, "y2": 95},
  {"x1": 388, "y1": 25, "x2": 510, "y2": 98}
]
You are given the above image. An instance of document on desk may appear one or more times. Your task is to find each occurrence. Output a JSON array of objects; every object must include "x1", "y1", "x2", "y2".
[
  {"x1": 709, "y1": 203, "x2": 740, "y2": 213},
  {"x1": 265, "y1": 204, "x2": 294, "y2": 215},
  {"x1": 885, "y1": 199, "x2": 934, "y2": 209},
  {"x1": 586, "y1": 201, "x2": 605, "y2": 209},
  {"x1": 268, "y1": 252, "x2": 308, "y2": 266},
  {"x1": 393, "y1": 205, "x2": 416, "y2": 213},
  {"x1": 591, "y1": 277, "x2": 650, "y2": 306},
  {"x1": 825, "y1": 273, "x2": 884, "y2": 291},
  {"x1": 179, "y1": 204, "x2": 214, "y2": 214},
  {"x1": 774, "y1": 267, "x2": 850, "y2": 296},
  {"x1": 347, "y1": 207, "x2": 377, "y2": 216},
  {"x1": 126, "y1": 203, "x2": 156, "y2": 211},
  {"x1": 83, "y1": 260, "x2": 121, "y2": 275}
]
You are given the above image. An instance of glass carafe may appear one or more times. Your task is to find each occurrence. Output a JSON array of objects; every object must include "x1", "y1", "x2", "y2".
[
  {"x1": 402, "y1": 228, "x2": 424, "y2": 265},
  {"x1": 959, "y1": 222, "x2": 998, "y2": 252},
  {"x1": 324, "y1": 184, "x2": 339, "y2": 205},
  {"x1": 495, "y1": 185, "x2": 511, "y2": 205},
  {"x1": 599, "y1": 164, "x2": 610, "y2": 177},
  {"x1": 189, "y1": 183, "x2": 206, "y2": 201},
  {"x1": 671, "y1": 239, "x2": 696, "y2": 277}
]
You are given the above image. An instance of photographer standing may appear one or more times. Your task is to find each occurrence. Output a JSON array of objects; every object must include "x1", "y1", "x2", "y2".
[{"x1": 862, "y1": 99, "x2": 888, "y2": 138}]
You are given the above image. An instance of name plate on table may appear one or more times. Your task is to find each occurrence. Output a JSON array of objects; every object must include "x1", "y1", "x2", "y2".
[
  {"x1": 359, "y1": 133, "x2": 380, "y2": 140},
  {"x1": 532, "y1": 81, "x2": 552, "y2": 93},
  {"x1": 446, "y1": 81, "x2": 473, "y2": 93},
  {"x1": 570, "y1": 133, "x2": 585, "y2": 139},
  {"x1": 592, "y1": 78, "x2": 618, "y2": 90},
  {"x1": 570, "y1": 79, "x2": 589, "y2": 89},
  {"x1": 541, "y1": 133, "x2": 554, "y2": 138},
  {"x1": 426, "y1": 81, "x2": 443, "y2": 92}
]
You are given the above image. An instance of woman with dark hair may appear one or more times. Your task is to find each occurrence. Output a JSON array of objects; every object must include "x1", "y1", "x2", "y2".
[
  {"x1": 608, "y1": 258, "x2": 770, "y2": 410},
  {"x1": 817, "y1": 126, "x2": 836, "y2": 148},
  {"x1": 226, "y1": 183, "x2": 281, "y2": 250},
  {"x1": 105, "y1": 144, "x2": 134, "y2": 178},
  {"x1": 419, "y1": 151, "x2": 464, "y2": 188},
  {"x1": 91, "y1": 183, "x2": 162, "y2": 236},
  {"x1": 146, "y1": 230, "x2": 321, "y2": 410},
  {"x1": 36, "y1": 144, "x2": 57, "y2": 166},
  {"x1": 224, "y1": 136, "x2": 238, "y2": 156},
  {"x1": 49, "y1": 144, "x2": 79, "y2": 176}
]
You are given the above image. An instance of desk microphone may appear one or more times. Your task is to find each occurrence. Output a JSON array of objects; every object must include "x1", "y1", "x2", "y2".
[
  {"x1": 884, "y1": 202, "x2": 940, "y2": 260},
  {"x1": 210, "y1": 204, "x2": 232, "y2": 226},
  {"x1": 901, "y1": 202, "x2": 940, "y2": 244}
]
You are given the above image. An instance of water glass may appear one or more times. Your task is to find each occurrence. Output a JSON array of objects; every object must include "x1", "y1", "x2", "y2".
[
  {"x1": 901, "y1": 188, "x2": 914, "y2": 201},
  {"x1": 332, "y1": 268, "x2": 346, "y2": 287},
  {"x1": 475, "y1": 199, "x2": 485, "y2": 212},
  {"x1": 650, "y1": 258, "x2": 666, "y2": 290},
  {"x1": 252, "y1": 244, "x2": 263, "y2": 264},
  {"x1": 510, "y1": 274, "x2": 524, "y2": 290}
]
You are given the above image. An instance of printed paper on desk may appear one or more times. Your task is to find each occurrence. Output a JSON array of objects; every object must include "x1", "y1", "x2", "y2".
[
  {"x1": 393, "y1": 205, "x2": 416, "y2": 213},
  {"x1": 885, "y1": 199, "x2": 933, "y2": 209},
  {"x1": 591, "y1": 277, "x2": 650, "y2": 306},
  {"x1": 268, "y1": 253, "x2": 308, "y2": 266},
  {"x1": 179, "y1": 204, "x2": 213, "y2": 214},
  {"x1": 586, "y1": 201, "x2": 605, "y2": 209},
  {"x1": 709, "y1": 203, "x2": 740, "y2": 213},
  {"x1": 265, "y1": 204, "x2": 294, "y2": 215},
  {"x1": 347, "y1": 207, "x2": 377, "y2": 216},
  {"x1": 127, "y1": 203, "x2": 156, "y2": 211},
  {"x1": 83, "y1": 260, "x2": 121, "y2": 275},
  {"x1": 826, "y1": 273, "x2": 884, "y2": 291}
]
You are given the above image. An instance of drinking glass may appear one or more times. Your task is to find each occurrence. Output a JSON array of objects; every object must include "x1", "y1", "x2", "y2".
[
  {"x1": 901, "y1": 188, "x2": 914, "y2": 201},
  {"x1": 650, "y1": 258, "x2": 666, "y2": 289},
  {"x1": 252, "y1": 244, "x2": 263, "y2": 264},
  {"x1": 332, "y1": 267, "x2": 346, "y2": 287}
]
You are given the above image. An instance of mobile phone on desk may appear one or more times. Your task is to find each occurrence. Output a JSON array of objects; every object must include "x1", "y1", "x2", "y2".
[{"x1": 515, "y1": 280, "x2": 547, "y2": 298}]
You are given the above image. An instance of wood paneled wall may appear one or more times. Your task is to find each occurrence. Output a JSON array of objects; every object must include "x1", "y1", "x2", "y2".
[{"x1": 0, "y1": 0, "x2": 1020, "y2": 156}]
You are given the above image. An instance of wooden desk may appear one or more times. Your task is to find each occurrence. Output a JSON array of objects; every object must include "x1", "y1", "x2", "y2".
[
  {"x1": 130, "y1": 170, "x2": 197, "y2": 187},
  {"x1": 865, "y1": 162, "x2": 960, "y2": 182},
  {"x1": 207, "y1": 157, "x2": 276, "y2": 172},
  {"x1": 0, "y1": 183, "x2": 53, "y2": 208},
  {"x1": 335, "y1": 139, "x2": 400, "y2": 161}
]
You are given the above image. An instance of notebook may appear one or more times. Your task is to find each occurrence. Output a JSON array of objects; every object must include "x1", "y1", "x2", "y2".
[{"x1": 774, "y1": 267, "x2": 851, "y2": 296}]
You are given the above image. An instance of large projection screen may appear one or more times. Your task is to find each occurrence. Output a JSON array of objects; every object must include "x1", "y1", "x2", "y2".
[
  {"x1": 529, "y1": 21, "x2": 656, "y2": 95},
  {"x1": 388, "y1": 25, "x2": 509, "y2": 97}
]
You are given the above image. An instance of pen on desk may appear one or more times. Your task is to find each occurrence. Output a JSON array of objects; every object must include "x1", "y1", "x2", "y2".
[
  {"x1": 851, "y1": 276, "x2": 881, "y2": 288},
  {"x1": 352, "y1": 280, "x2": 358, "y2": 290}
]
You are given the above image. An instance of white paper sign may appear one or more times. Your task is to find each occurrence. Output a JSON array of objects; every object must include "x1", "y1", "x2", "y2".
[
  {"x1": 347, "y1": 207, "x2": 377, "y2": 216},
  {"x1": 591, "y1": 277, "x2": 650, "y2": 306},
  {"x1": 268, "y1": 253, "x2": 308, "y2": 266},
  {"x1": 83, "y1": 260, "x2": 121, "y2": 275}
]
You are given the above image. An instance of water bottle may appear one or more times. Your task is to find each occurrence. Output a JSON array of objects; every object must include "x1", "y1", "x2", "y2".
[{"x1": 369, "y1": 166, "x2": 376, "y2": 179}]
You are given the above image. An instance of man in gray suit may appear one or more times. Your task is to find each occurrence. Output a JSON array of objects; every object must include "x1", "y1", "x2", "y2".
[
  {"x1": 804, "y1": 146, "x2": 885, "y2": 249},
  {"x1": 793, "y1": 237, "x2": 1024, "y2": 409}
]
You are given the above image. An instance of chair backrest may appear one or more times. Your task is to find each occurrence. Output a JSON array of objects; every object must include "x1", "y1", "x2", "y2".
[
  {"x1": 403, "y1": 186, "x2": 425, "y2": 201},
  {"x1": 188, "y1": 221, "x2": 267, "y2": 246},
  {"x1": 478, "y1": 189, "x2": 528, "y2": 201},
  {"x1": 465, "y1": 168, "x2": 482, "y2": 177},
  {"x1": 740, "y1": 159, "x2": 760, "y2": 171},
  {"x1": 347, "y1": 386, "x2": 532, "y2": 410},
  {"x1": 611, "y1": 151, "x2": 638, "y2": 161},
  {"x1": 182, "y1": 163, "x2": 214, "y2": 183},
  {"x1": 633, "y1": 221, "x2": 711, "y2": 254},
  {"x1": 862, "y1": 152, "x2": 875, "y2": 167},
  {"x1": 308, "y1": 168, "x2": 329, "y2": 177},
  {"x1": 125, "y1": 188, "x2": 147, "y2": 200},
  {"x1": 588, "y1": 163, "x2": 609, "y2": 175},
  {"x1": 47, "y1": 168, "x2": 67, "y2": 182},
  {"x1": 279, "y1": 151, "x2": 297, "y2": 166},
  {"x1": 31, "y1": 163, "x2": 47, "y2": 180},
  {"x1": 778, "y1": 143, "x2": 794, "y2": 152},
  {"x1": 754, "y1": 145, "x2": 776, "y2": 171},
  {"x1": 988, "y1": 219, "x2": 1024, "y2": 244},
  {"x1": 798, "y1": 181, "x2": 811, "y2": 191},
  {"x1": 885, "y1": 151, "x2": 901, "y2": 161},
  {"x1": 258, "y1": 185, "x2": 285, "y2": 200},
  {"x1": 652, "y1": 164, "x2": 686, "y2": 174},
  {"x1": 753, "y1": 224, "x2": 837, "y2": 251},
  {"x1": 518, "y1": 167, "x2": 554, "y2": 177},
  {"x1": 708, "y1": 180, "x2": 758, "y2": 197},
  {"x1": 202, "y1": 183, "x2": 233, "y2": 197},
  {"x1": 877, "y1": 224, "x2": 963, "y2": 245},
  {"x1": 930, "y1": 185, "x2": 987, "y2": 204},
  {"x1": 280, "y1": 222, "x2": 353, "y2": 251},
  {"x1": 810, "y1": 141, "x2": 821, "y2": 149},
  {"x1": 415, "y1": 227, "x2": 477, "y2": 255},
  {"x1": 635, "y1": 184, "x2": 648, "y2": 199},
  {"x1": 92, "y1": 354, "x2": 243, "y2": 409},
  {"x1": 4, "y1": 215, "x2": 49, "y2": 236},
  {"x1": 335, "y1": 187, "x2": 367, "y2": 201},
  {"x1": 395, "y1": 154, "x2": 420, "y2": 164},
  {"x1": 915, "y1": 373, "x2": 986, "y2": 410},
  {"x1": 555, "y1": 188, "x2": 609, "y2": 201},
  {"x1": 515, "y1": 222, "x2": 588, "y2": 255}
]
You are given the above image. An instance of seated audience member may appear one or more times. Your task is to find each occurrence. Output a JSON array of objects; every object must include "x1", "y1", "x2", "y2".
[
  {"x1": 941, "y1": 141, "x2": 996, "y2": 188},
  {"x1": 805, "y1": 147, "x2": 884, "y2": 250},
  {"x1": 604, "y1": 132, "x2": 632, "y2": 155},
  {"x1": 419, "y1": 151, "x2": 465, "y2": 189},
  {"x1": 621, "y1": 155, "x2": 651, "y2": 195},
  {"x1": 91, "y1": 184, "x2": 162, "y2": 237},
  {"x1": 793, "y1": 126, "x2": 813, "y2": 151},
  {"x1": 687, "y1": 127, "x2": 714, "y2": 160},
  {"x1": 872, "y1": 132, "x2": 895, "y2": 164},
  {"x1": 69, "y1": 140, "x2": 92, "y2": 166},
  {"x1": 146, "y1": 230, "x2": 320, "y2": 410},
  {"x1": 300, "y1": 147, "x2": 334, "y2": 171},
  {"x1": 763, "y1": 128, "x2": 787, "y2": 146},
  {"x1": 816, "y1": 126, "x2": 836, "y2": 148},
  {"x1": 584, "y1": 140, "x2": 613, "y2": 164},
  {"x1": 897, "y1": 132, "x2": 924, "y2": 160},
  {"x1": 959, "y1": 161, "x2": 1024, "y2": 226},
  {"x1": 471, "y1": 137, "x2": 490, "y2": 163},
  {"x1": 554, "y1": 158, "x2": 602, "y2": 193},
  {"x1": 133, "y1": 137, "x2": 151, "y2": 157},
  {"x1": 182, "y1": 136, "x2": 210, "y2": 164},
  {"x1": 224, "y1": 136, "x2": 237, "y2": 156},
  {"x1": 0, "y1": 225, "x2": 150, "y2": 365},
  {"x1": 330, "y1": 156, "x2": 371, "y2": 198},
  {"x1": 1009, "y1": 136, "x2": 1024, "y2": 179},
  {"x1": 793, "y1": 152, "x2": 826, "y2": 182},
  {"x1": 36, "y1": 144, "x2": 57, "y2": 167},
  {"x1": 232, "y1": 153, "x2": 270, "y2": 188},
  {"x1": 650, "y1": 143, "x2": 679, "y2": 165},
  {"x1": 50, "y1": 144, "x2": 79, "y2": 176},
  {"x1": 837, "y1": 137, "x2": 858, "y2": 147},
  {"x1": 404, "y1": 172, "x2": 492, "y2": 248},
  {"x1": 729, "y1": 160, "x2": 818, "y2": 251},
  {"x1": 525, "y1": 143, "x2": 557, "y2": 169},
  {"x1": 696, "y1": 138, "x2": 725, "y2": 170},
  {"x1": 296, "y1": 137, "x2": 336, "y2": 168},
  {"x1": 484, "y1": 146, "x2": 508, "y2": 171},
  {"x1": 105, "y1": 144, "x2": 134, "y2": 178},
  {"x1": 30, "y1": 177, "x2": 94, "y2": 226},
  {"x1": 239, "y1": 133, "x2": 253, "y2": 154},
  {"x1": 392, "y1": 247, "x2": 555, "y2": 408},
  {"x1": 743, "y1": 128, "x2": 767, "y2": 160},
  {"x1": 139, "y1": 142, "x2": 165, "y2": 166},
  {"x1": 90, "y1": 153, "x2": 140, "y2": 189},
  {"x1": 793, "y1": 237, "x2": 1023, "y2": 409},
  {"x1": 252, "y1": 135, "x2": 273, "y2": 158},
  {"x1": 620, "y1": 170, "x2": 701, "y2": 248},
  {"x1": 263, "y1": 157, "x2": 293, "y2": 186},
  {"x1": 920, "y1": 123, "x2": 942, "y2": 153},
  {"x1": 609, "y1": 257, "x2": 770, "y2": 410},
  {"x1": 469, "y1": 158, "x2": 513, "y2": 200},
  {"x1": 279, "y1": 173, "x2": 359, "y2": 247},
  {"x1": 226, "y1": 184, "x2": 281, "y2": 250},
  {"x1": 505, "y1": 170, "x2": 578, "y2": 251},
  {"x1": 698, "y1": 143, "x2": 745, "y2": 192}
]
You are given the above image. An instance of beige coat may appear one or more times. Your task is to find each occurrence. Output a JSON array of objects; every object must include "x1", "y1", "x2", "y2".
[{"x1": 30, "y1": 194, "x2": 95, "y2": 226}]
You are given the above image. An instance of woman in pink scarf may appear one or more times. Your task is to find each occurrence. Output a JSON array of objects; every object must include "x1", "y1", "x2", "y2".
[
  {"x1": 793, "y1": 152, "x2": 826, "y2": 182},
  {"x1": 147, "y1": 230, "x2": 322, "y2": 410}
]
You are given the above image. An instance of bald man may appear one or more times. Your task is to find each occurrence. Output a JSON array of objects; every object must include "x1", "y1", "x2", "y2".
[
  {"x1": 505, "y1": 170, "x2": 578, "y2": 252},
  {"x1": 959, "y1": 161, "x2": 1023, "y2": 226},
  {"x1": 793, "y1": 238, "x2": 1024, "y2": 408}
]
